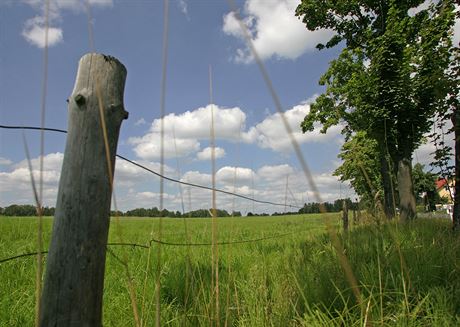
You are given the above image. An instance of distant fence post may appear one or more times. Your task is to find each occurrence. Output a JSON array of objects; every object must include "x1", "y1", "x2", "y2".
[
  {"x1": 342, "y1": 200, "x2": 349, "y2": 232},
  {"x1": 40, "y1": 53, "x2": 128, "y2": 326}
]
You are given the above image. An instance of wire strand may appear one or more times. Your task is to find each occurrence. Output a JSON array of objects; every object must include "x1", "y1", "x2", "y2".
[
  {"x1": 0, "y1": 125, "x2": 301, "y2": 209},
  {"x1": 0, "y1": 231, "x2": 300, "y2": 264}
]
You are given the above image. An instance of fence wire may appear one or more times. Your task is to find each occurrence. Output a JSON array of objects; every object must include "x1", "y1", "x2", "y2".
[
  {"x1": 0, "y1": 230, "x2": 302, "y2": 264},
  {"x1": 0, "y1": 124, "x2": 302, "y2": 209}
]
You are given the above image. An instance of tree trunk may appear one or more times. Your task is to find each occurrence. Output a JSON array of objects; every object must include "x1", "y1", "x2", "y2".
[
  {"x1": 397, "y1": 153, "x2": 417, "y2": 221},
  {"x1": 40, "y1": 53, "x2": 128, "y2": 327},
  {"x1": 378, "y1": 146, "x2": 396, "y2": 219}
]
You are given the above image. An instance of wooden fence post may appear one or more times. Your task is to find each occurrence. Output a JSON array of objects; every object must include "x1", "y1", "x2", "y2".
[
  {"x1": 40, "y1": 53, "x2": 128, "y2": 327},
  {"x1": 342, "y1": 199, "x2": 349, "y2": 232}
]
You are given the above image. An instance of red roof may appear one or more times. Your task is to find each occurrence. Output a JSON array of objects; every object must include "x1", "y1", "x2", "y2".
[{"x1": 436, "y1": 178, "x2": 448, "y2": 190}]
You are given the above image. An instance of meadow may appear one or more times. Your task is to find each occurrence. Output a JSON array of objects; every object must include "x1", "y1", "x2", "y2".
[{"x1": 1, "y1": 214, "x2": 459, "y2": 326}]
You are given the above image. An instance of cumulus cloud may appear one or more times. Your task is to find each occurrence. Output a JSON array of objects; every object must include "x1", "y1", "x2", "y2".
[
  {"x1": 152, "y1": 105, "x2": 246, "y2": 140},
  {"x1": 0, "y1": 151, "x2": 352, "y2": 213},
  {"x1": 174, "y1": 163, "x2": 352, "y2": 214},
  {"x1": 0, "y1": 151, "x2": 177, "y2": 209},
  {"x1": 129, "y1": 133, "x2": 200, "y2": 160},
  {"x1": 116, "y1": 189, "x2": 179, "y2": 211},
  {"x1": 129, "y1": 104, "x2": 246, "y2": 160},
  {"x1": 216, "y1": 166, "x2": 254, "y2": 183},
  {"x1": 22, "y1": 17, "x2": 63, "y2": 48},
  {"x1": 22, "y1": 0, "x2": 113, "y2": 48},
  {"x1": 13, "y1": 152, "x2": 64, "y2": 182},
  {"x1": 181, "y1": 170, "x2": 212, "y2": 186},
  {"x1": 242, "y1": 101, "x2": 342, "y2": 152},
  {"x1": 129, "y1": 99, "x2": 341, "y2": 161},
  {"x1": 257, "y1": 164, "x2": 293, "y2": 181},
  {"x1": 114, "y1": 157, "x2": 174, "y2": 188},
  {"x1": 222, "y1": 0, "x2": 333, "y2": 63},
  {"x1": 0, "y1": 152, "x2": 64, "y2": 206},
  {"x1": 196, "y1": 147, "x2": 226, "y2": 161}
]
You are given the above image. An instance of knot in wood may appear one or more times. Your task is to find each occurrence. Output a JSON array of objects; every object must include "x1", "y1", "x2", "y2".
[{"x1": 75, "y1": 94, "x2": 86, "y2": 106}]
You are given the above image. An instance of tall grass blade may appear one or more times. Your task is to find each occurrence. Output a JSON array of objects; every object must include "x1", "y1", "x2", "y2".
[
  {"x1": 35, "y1": 0, "x2": 50, "y2": 324},
  {"x1": 156, "y1": 1, "x2": 169, "y2": 326},
  {"x1": 209, "y1": 65, "x2": 220, "y2": 326},
  {"x1": 226, "y1": 0, "x2": 362, "y2": 309}
]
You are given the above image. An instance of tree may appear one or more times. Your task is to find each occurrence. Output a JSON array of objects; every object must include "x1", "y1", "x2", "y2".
[
  {"x1": 296, "y1": 0, "x2": 456, "y2": 221},
  {"x1": 3, "y1": 204, "x2": 37, "y2": 216},
  {"x1": 334, "y1": 131, "x2": 382, "y2": 210}
]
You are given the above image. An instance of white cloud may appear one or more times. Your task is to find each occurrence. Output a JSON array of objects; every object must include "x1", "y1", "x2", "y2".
[
  {"x1": 129, "y1": 133, "x2": 200, "y2": 160},
  {"x1": 0, "y1": 152, "x2": 64, "y2": 206},
  {"x1": 242, "y1": 101, "x2": 342, "y2": 152},
  {"x1": 22, "y1": 0, "x2": 113, "y2": 48},
  {"x1": 216, "y1": 166, "x2": 254, "y2": 183},
  {"x1": 196, "y1": 147, "x2": 226, "y2": 161},
  {"x1": 14, "y1": 152, "x2": 63, "y2": 176},
  {"x1": 226, "y1": 185, "x2": 254, "y2": 196},
  {"x1": 0, "y1": 151, "x2": 180, "y2": 210},
  {"x1": 257, "y1": 164, "x2": 293, "y2": 181},
  {"x1": 113, "y1": 157, "x2": 174, "y2": 188},
  {"x1": 222, "y1": 11, "x2": 253, "y2": 39},
  {"x1": 129, "y1": 100, "x2": 341, "y2": 161},
  {"x1": 181, "y1": 170, "x2": 212, "y2": 186},
  {"x1": 116, "y1": 189, "x2": 178, "y2": 211},
  {"x1": 129, "y1": 104, "x2": 246, "y2": 160},
  {"x1": 22, "y1": 17, "x2": 63, "y2": 48},
  {"x1": 0, "y1": 151, "x2": 352, "y2": 213},
  {"x1": 152, "y1": 105, "x2": 246, "y2": 140},
  {"x1": 222, "y1": 0, "x2": 333, "y2": 63},
  {"x1": 175, "y1": 163, "x2": 351, "y2": 214}
]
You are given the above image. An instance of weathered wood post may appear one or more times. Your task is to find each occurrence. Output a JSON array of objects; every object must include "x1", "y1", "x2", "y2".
[{"x1": 40, "y1": 53, "x2": 128, "y2": 326}]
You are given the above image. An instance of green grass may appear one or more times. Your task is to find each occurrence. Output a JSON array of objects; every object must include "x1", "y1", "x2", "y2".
[{"x1": 1, "y1": 214, "x2": 459, "y2": 326}]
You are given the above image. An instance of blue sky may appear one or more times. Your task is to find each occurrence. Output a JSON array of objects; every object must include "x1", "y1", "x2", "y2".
[{"x1": 1, "y1": 0, "x2": 456, "y2": 213}]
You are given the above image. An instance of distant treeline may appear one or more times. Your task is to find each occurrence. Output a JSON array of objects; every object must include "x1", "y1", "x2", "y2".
[
  {"x1": 0, "y1": 204, "x2": 55, "y2": 216},
  {"x1": 0, "y1": 204, "x2": 242, "y2": 218},
  {"x1": 298, "y1": 198, "x2": 358, "y2": 214},
  {"x1": 0, "y1": 199, "x2": 357, "y2": 217},
  {"x1": 120, "y1": 207, "x2": 242, "y2": 218}
]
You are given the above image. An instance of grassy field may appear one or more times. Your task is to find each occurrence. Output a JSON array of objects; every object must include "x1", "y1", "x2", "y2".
[{"x1": 1, "y1": 214, "x2": 459, "y2": 326}]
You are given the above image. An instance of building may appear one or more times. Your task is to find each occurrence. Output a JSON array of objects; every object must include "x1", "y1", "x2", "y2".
[{"x1": 435, "y1": 178, "x2": 454, "y2": 204}]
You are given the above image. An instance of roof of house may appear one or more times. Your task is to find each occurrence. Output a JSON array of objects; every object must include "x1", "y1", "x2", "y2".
[{"x1": 436, "y1": 178, "x2": 448, "y2": 190}]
